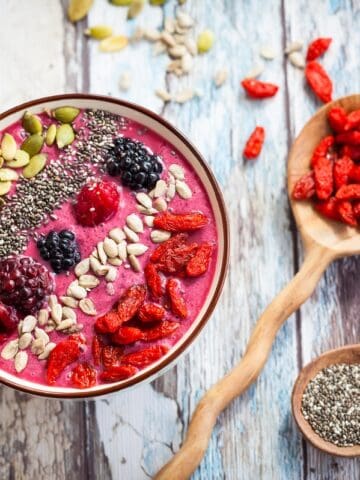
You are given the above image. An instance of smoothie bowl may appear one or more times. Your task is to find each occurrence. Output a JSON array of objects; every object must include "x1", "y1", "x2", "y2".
[{"x1": 0, "y1": 94, "x2": 228, "y2": 398}]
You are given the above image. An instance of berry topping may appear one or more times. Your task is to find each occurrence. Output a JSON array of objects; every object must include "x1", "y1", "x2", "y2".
[
  {"x1": 0, "y1": 302, "x2": 19, "y2": 333},
  {"x1": 74, "y1": 180, "x2": 120, "y2": 227},
  {"x1": 71, "y1": 363, "x2": 97, "y2": 389},
  {"x1": 0, "y1": 256, "x2": 54, "y2": 314},
  {"x1": 106, "y1": 137, "x2": 163, "y2": 191},
  {"x1": 37, "y1": 230, "x2": 81, "y2": 273},
  {"x1": 47, "y1": 335, "x2": 85, "y2": 385},
  {"x1": 153, "y1": 212, "x2": 209, "y2": 232}
]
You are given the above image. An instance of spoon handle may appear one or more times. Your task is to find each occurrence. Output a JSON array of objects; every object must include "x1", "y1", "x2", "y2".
[{"x1": 155, "y1": 244, "x2": 334, "y2": 480}]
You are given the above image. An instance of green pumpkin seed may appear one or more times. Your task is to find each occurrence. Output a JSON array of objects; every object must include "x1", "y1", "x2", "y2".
[
  {"x1": 6, "y1": 150, "x2": 30, "y2": 168},
  {"x1": 53, "y1": 106, "x2": 80, "y2": 124},
  {"x1": 22, "y1": 111, "x2": 43, "y2": 134},
  {"x1": 45, "y1": 124, "x2": 57, "y2": 146},
  {"x1": 21, "y1": 134, "x2": 44, "y2": 157},
  {"x1": 0, "y1": 168, "x2": 18, "y2": 181},
  {"x1": 110, "y1": 0, "x2": 132, "y2": 5},
  {"x1": 68, "y1": 0, "x2": 93, "y2": 22},
  {"x1": 0, "y1": 181, "x2": 11, "y2": 196},
  {"x1": 22, "y1": 154, "x2": 47, "y2": 179},
  {"x1": 85, "y1": 25, "x2": 113, "y2": 40},
  {"x1": 197, "y1": 30, "x2": 215, "y2": 53},
  {"x1": 56, "y1": 124, "x2": 75, "y2": 149},
  {"x1": 1, "y1": 133, "x2": 17, "y2": 161},
  {"x1": 127, "y1": 0, "x2": 145, "y2": 19}
]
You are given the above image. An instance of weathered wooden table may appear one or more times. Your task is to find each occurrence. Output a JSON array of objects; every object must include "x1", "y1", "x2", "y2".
[{"x1": 0, "y1": 1, "x2": 359, "y2": 478}]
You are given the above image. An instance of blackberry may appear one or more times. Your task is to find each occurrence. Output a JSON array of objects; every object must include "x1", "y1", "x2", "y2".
[
  {"x1": 37, "y1": 230, "x2": 81, "y2": 273},
  {"x1": 106, "y1": 137, "x2": 163, "y2": 191}
]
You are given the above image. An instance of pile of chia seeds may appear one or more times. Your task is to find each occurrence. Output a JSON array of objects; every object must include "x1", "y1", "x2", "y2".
[
  {"x1": 301, "y1": 363, "x2": 360, "y2": 447},
  {"x1": 0, "y1": 109, "x2": 124, "y2": 257}
]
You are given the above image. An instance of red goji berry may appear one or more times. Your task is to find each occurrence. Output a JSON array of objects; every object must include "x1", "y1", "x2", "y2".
[
  {"x1": 306, "y1": 37, "x2": 332, "y2": 62},
  {"x1": 341, "y1": 145, "x2": 360, "y2": 161},
  {"x1": 102, "y1": 345, "x2": 124, "y2": 369},
  {"x1": 138, "y1": 303, "x2": 166, "y2": 323},
  {"x1": 143, "y1": 321, "x2": 180, "y2": 341},
  {"x1": 150, "y1": 234, "x2": 188, "y2": 263},
  {"x1": 336, "y1": 131, "x2": 360, "y2": 145},
  {"x1": 100, "y1": 365, "x2": 138, "y2": 382},
  {"x1": 156, "y1": 243, "x2": 198, "y2": 274},
  {"x1": 186, "y1": 243, "x2": 213, "y2": 277},
  {"x1": 243, "y1": 126, "x2": 265, "y2": 159},
  {"x1": 153, "y1": 212, "x2": 208, "y2": 232},
  {"x1": 95, "y1": 310, "x2": 120, "y2": 334},
  {"x1": 241, "y1": 78, "x2": 279, "y2": 99},
  {"x1": 92, "y1": 335, "x2": 104, "y2": 366},
  {"x1": 314, "y1": 197, "x2": 339, "y2": 221},
  {"x1": 349, "y1": 165, "x2": 360, "y2": 182},
  {"x1": 144, "y1": 263, "x2": 163, "y2": 298},
  {"x1": 333, "y1": 156, "x2": 354, "y2": 189},
  {"x1": 292, "y1": 172, "x2": 316, "y2": 200},
  {"x1": 344, "y1": 109, "x2": 360, "y2": 131},
  {"x1": 121, "y1": 345, "x2": 169, "y2": 367},
  {"x1": 71, "y1": 363, "x2": 97, "y2": 389},
  {"x1": 111, "y1": 326, "x2": 144, "y2": 345},
  {"x1": 328, "y1": 106, "x2": 347, "y2": 133},
  {"x1": 310, "y1": 135, "x2": 335, "y2": 168},
  {"x1": 314, "y1": 156, "x2": 333, "y2": 200},
  {"x1": 166, "y1": 278, "x2": 187, "y2": 319},
  {"x1": 337, "y1": 200, "x2": 357, "y2": 226},
  {"x1": 336, "y1": 184, "x2": 360, "y2": 200},
  {"x1": 47, "y1": 337, "x2": 83, "y2": 385},
  {"x1": 305, "y1": 61, "x2": 333, "y2": 104},
  {"x1": 353, "y1": 201, "x2": 360, "y2": 219}
]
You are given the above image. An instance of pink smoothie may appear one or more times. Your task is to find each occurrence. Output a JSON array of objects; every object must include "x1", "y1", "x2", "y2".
[{"x1": 0, "y1": 109, "x2": 218, "y2": 388}]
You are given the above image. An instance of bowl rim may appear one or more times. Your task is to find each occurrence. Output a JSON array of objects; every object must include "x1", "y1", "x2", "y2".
[{"x1": 0, "y1": 93, "x2": 230, "y2": 399}]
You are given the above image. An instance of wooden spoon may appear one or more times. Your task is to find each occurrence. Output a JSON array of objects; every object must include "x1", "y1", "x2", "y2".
[
  {"x1": 155, "y1": 94, "x2": 360, "y2": 480},
  {"x1": 292, "y1": 344, "x2": 360, "y2": 457}
]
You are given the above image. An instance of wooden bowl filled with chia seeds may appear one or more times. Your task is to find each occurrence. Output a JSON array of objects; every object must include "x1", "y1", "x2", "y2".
[{"x1": 292, "y1": 344, "x2": 360, "y2": 457}]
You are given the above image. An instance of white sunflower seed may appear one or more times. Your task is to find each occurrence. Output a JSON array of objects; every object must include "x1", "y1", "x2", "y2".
[
  {"x1": 167, "y1": 59, "x2": 182, "y2": 73},
  {"x1": 34, "y1": 327, "x2": 49, "y2": 345},
  {"x1": 155, "y1": 89, "x2": 172, "y2": 102},
  {"x1": 161, "y1": 31, "x2": 176, "y2": 47},
  {"x1": 166, "y1": 182, "x2": 176, "y2": 201},
  {"x1": 79, "y1": 298, "x2": 97, "y2": 316},
  {"x1": 176, "y1": 180, "x2": 192, "y2": 199},
  {"x1": 136, "y1": 192, "x2": 152, "y2": 209},
  {"x1": 168, "y1": 45, "x2": 187, "y2": 58},
  {"x1": 181, "y1": 53, "x2": 193, "y2": 73},
  {"x1": 118, "y1": 240, "x2": 128, "y2": 261},
  {"x1": 176, "y1": 11, "x2": 194, "y2": 28},
  {"x1": 22, "y1": 315, "x2": 37, "y2": 333},
  {"x1": 144, "y1": 28, "x2": 161, "y2": 42},
  {"x1": 150, "y1": 229, "x2": 172, "y2": 243},
  {"x1": 79, "y1": 274, "x2": 100, "y2": 289},
  {"x1": 108, "y1": 257, "x2": 122, "y2": 266},
  {"x1": 65, "y1": 323, "x2": 84, "y2": 334},
  {"x1": 106, "y1": 282, "x2": 115, "y2": 296},
  {"x1": 184, "y1": 37, "x2": 197, "y2": 55},
  {"x1": 105, "y1": 266, "x2": 117, "y2": 282},
  {"x1": 37, "y1": 309, "x2": 49, "y2": 326},
  {"x1": 153, "y1": 197, "x2": 167, "y2": 212},
  {"x1": 48, "y1": 294, "x2": 58, "y2": 309},
  {"x1": 245, "y1": 63, "x2": 264, "y2": 78},
  {"x1": 289, "y1": 51, "x2": 305, "y2": 69},
  {"x1": 56, "y1": 318, "x2": 76, "y2": 331},
  {"x1": 165, "y1": 17, "x2": 176, "y2": 33},
  {"x1": 285, "y1": 40, "x2": 303, "y2": 54},
  {"x1": 154, "y1": 179, "x2": 167, "y2": 197},
  {"x1": 109, "y1": 227, "x2": 126, "y2": 243},
  {"x1": 51, "y1": 304, "x2": 63, "y2": 325},
  {"x1": 129, "y1": 254, "x2": 142, "y2": 272},
  {"x1": 38, "y1": 342, "x2": 56, "y2": 360},
  {"x1": 214, "y1": 69, "x2": 228, "y2": 87},
  {"x1": 14, "y1": 351, "x2": 28, "y2": 372},
  {"x1": 60, "y1": 296, "x2": 79, "y2": 308},
  {"x1": 169, "y1": 164, "x2": 185, "y2": 180},
  {"x1": 127, "y1": 243, "x2": 148, "y2": 256},
  {"x1": 126, "y1": 213, "x2": 143, "y2": 233},
  {"x1": 260, "y1": 46, "x2": 276, "y2": 60},
  {"x1": 31, "y1": 338, "x2": 45, "y2": 355},
  {"x1": 123, "y1": 225, "x2": 139, "y2": 243},
  {"x1": 119, "y1": 72, "x2": 131, "y2": 91},
  {"x1": 103, "y1": 237, "x2": 119, "y2": 258},
  {"x1": 144, "y1": 215, "x2": 154, "y2": 227},
  {"x1": 62, "y1": 306, "x2": 77, "y2": 321},
  {"x1": 137, "y1": 205, "x2": 158, "y2": 215},
  {"x1": 17, "y1": 321, "x2": 24, "y2": 336},
  {"x1": 19, "y1": 333, "x2": 33, "y2": 350},
  {"x1": 90, "y1": 257, "x2": 102, "y2": 273},
  {"x1": 174, "y1": 88, "x2": 195, "y2": 103},
  {"x1": 97, "y1": 241, "x2": 107, "y2": 265},
  {"x1": 91, "y1": 248, "x2": 99, "y2": 259},
  {"x1": 67, "y1": 282, "x2": 87, "y2": 300},
  {"x1": 153, "y1": 41, "x2": 167, "y2": 55},
  {"x1": 74, "y1": 258, "x2": 90, "y2": 277},
  {"x1": 44, "y1": 325, "x2": 55, "y2": 333},
  {"x1": 1, "y1": 339, "x2": 19, "y2": 360}
]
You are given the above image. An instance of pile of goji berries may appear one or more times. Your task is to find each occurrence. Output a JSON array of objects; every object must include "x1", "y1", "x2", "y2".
[
  {"x1": 293, "y1": 105, "x2": 360, "y2": 227},
  {"x1": 45, "y1": 211, "x2": 214, "y2": 387}
]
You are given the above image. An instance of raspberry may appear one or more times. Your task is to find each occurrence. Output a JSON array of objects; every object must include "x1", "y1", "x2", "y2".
[
  {"x1": 100, "y1": 365, "x2": 138, "y2": 382},
  {"x1": 186, "y1": 243, "x2": 213, "y2": 277},
  {"x1": 71, "y1": 363, "x2": 97, "y2": 389},
  {"x1": 0, "y1": 302, "x2": 19, "y2": 333},
  {"x1": 74, "y1": 180, "x2": 120, "y2": 226},
  {"x1": 0, "y1": 256, "x2": 54, "y2": 314},
  {"x1": 166, "y1": 278, "x2": 187, "y2": 319},
  {"x1": 153, "y1": 212, "x2": 208, "y2": 232},
  {"x1": 138, "y1": 303, "x2": 165, "y2": 323}
]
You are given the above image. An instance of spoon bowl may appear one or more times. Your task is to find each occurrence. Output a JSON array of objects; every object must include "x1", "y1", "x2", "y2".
[{"x1": 292, "y1": 344, "x2": 360, "y2": 457}]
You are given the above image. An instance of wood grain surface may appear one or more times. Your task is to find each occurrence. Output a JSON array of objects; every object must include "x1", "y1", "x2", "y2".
[{"x1": 0, "y1": 0, "x2": 359, "y2": 479}]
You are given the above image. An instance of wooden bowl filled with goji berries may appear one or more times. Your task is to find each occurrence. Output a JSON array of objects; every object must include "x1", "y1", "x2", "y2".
[{"x1": 0, "y1": 94, "x2": 229, "y2": 398}]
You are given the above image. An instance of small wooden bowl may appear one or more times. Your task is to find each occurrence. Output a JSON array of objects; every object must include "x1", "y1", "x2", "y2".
[{"x1": 292, "y1": 344, "x2": 360, "y2": 457}]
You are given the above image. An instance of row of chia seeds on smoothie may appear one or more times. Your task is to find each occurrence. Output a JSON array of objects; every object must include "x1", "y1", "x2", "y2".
[{"x1": 0, "y1": 109, "x2": 123, "y2": 258}]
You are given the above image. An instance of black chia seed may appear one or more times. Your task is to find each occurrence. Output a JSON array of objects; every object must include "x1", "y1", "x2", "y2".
[
  {"x1": 301, "y1": 363, "x2": 360, "y2": 447},
  {"x1": 0, "y1": 109, "x2": 124, "y2": 257}
]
